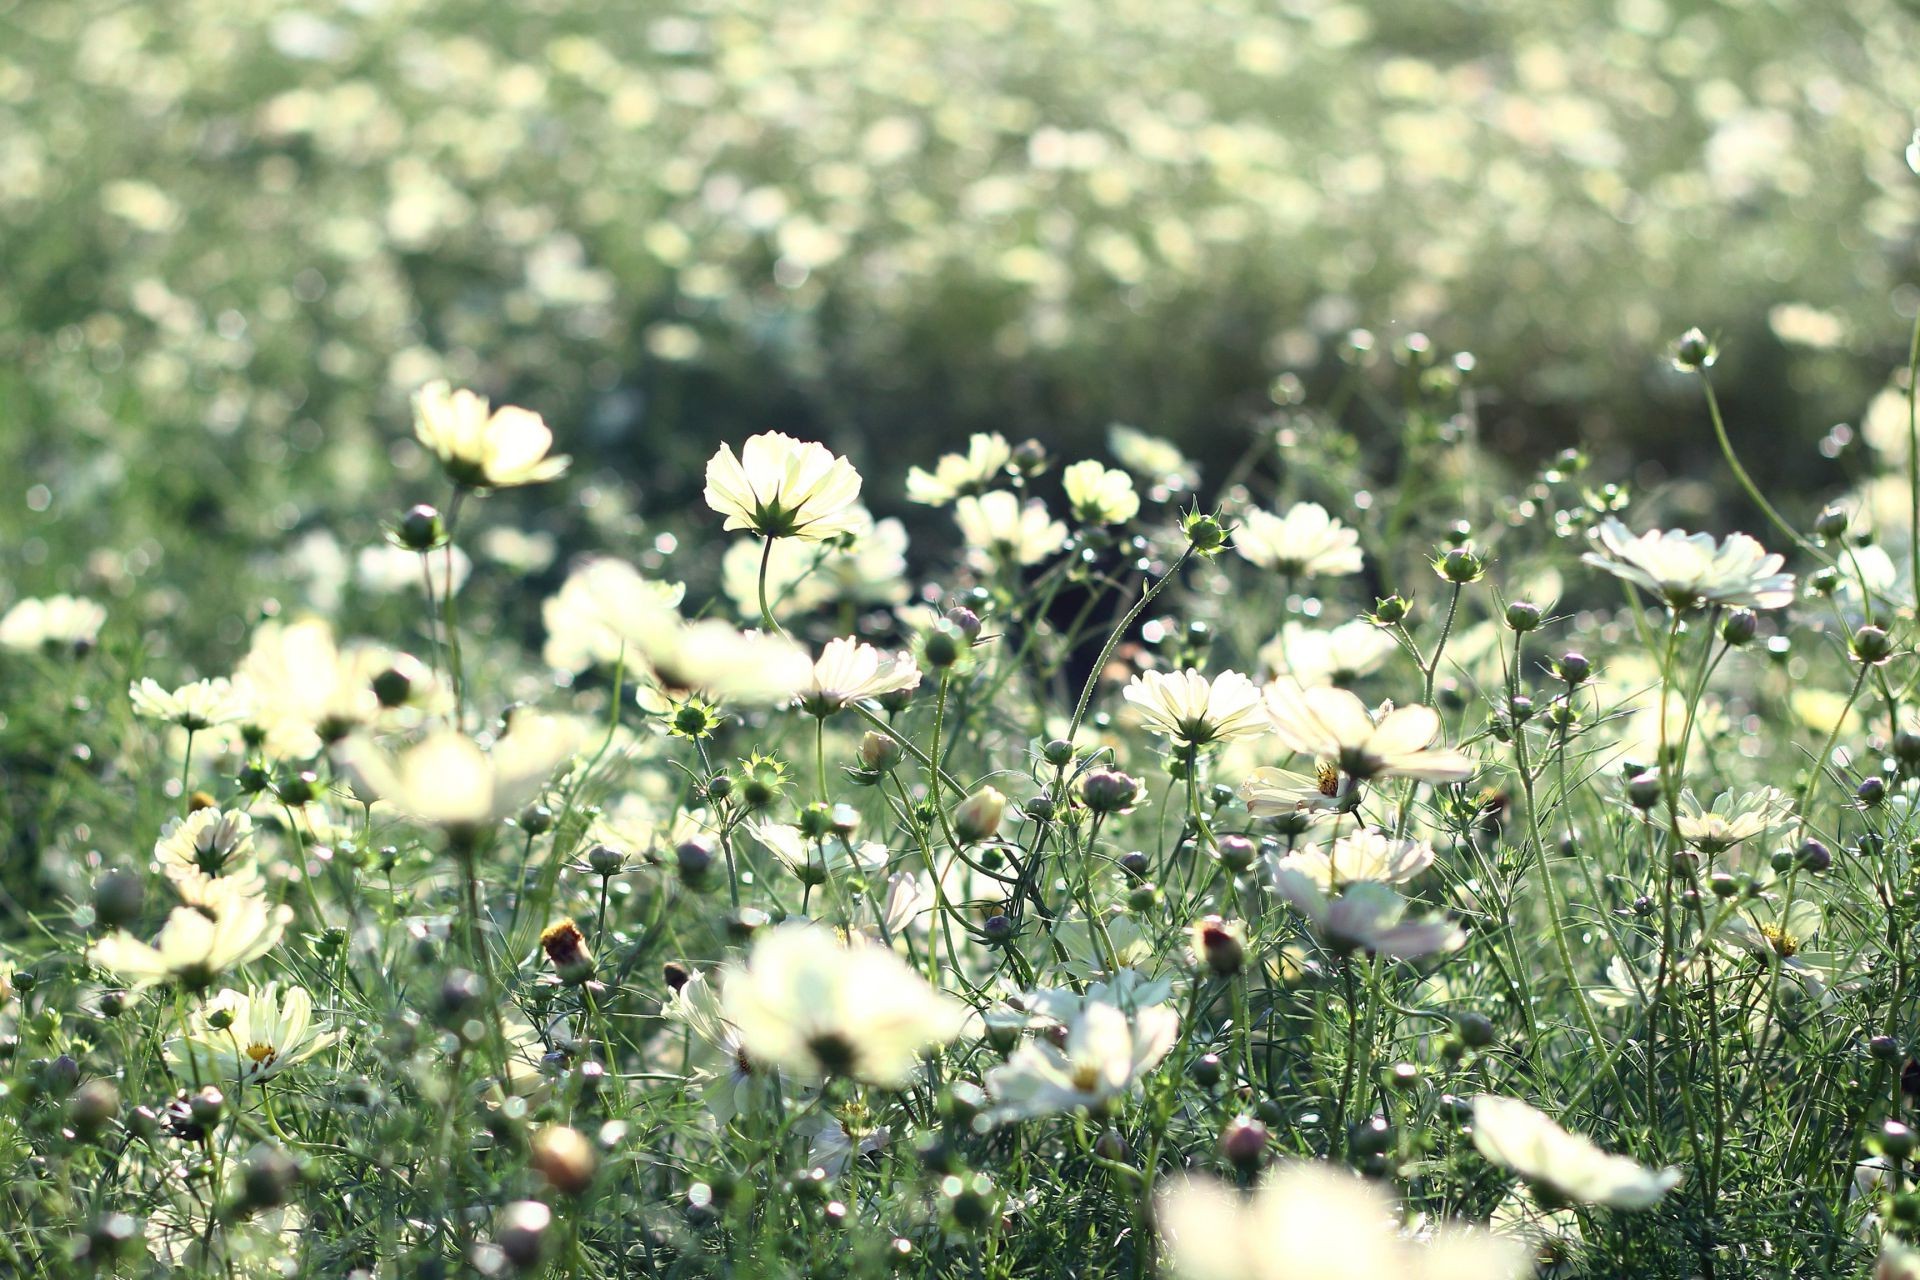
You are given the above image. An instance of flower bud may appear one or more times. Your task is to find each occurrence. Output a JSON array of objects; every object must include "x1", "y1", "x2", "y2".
[
  {"x1": 952, "y1": 787, "x2": 1007, "y2": 844},
  {"x1": 238, "y1": 1143, "x2": 300, "y2": 1211},
  {"x1": 1859, "y1": 777, "x2": 1888, "y2": 808},
  {"x1": 496, "y1": 1200, "x2": 553, "y2": 1271},
  {"x1": 677, "y1": 837, "x2": 716, "y2": 889},
  {"x1": 531, "y1": 1124, "x2": 598, "y2": 1195},
  {"x1": 1215, "y1": 834, "x2": 1257, "y2": 873},
  {"x1": 1504, "y1": 601, "x2": 1541, "y2": 633},
  {"x1": 1871, "y1": 1034, "x2": 1902, "y2": 1062},
  {"x1": 1798, "y1": 838, "x2": 1831, "y2": 873},
  {"x1": 540, "y1": 919, "x2": 595, "y2": 985},
  {"x1": 587, "y1": 844, "x2": 625, "y2": 877},
  {"x1": 1118, "y1": 850, "x2": 1151, "y2": 879},
  {"x1": 1436, "y1": 546, "x2": 1484, "y2": 584},
  {"x1": 945, "y1": 606, "x2": 983, "y2": 640},
  {"x1": 394, "y1": 503, "x2": 447, "y2": 552},
  {"x1": 1814, "y1": 505, "x2": 1850, "y2": 540},
  {"x1": 981, "y1": 914, "x2": 1015, "y2": 946},
  {"x1": 1372, "y1": 595, "x2": 1409, "y2": 624},
  {"x1": 923, "y1": 624, "x2": 962, "y2": 669},
  {"x1": 68, "y1": 1078, "x2": 119, "y2": 1138},
  {"x1": 1853, "y1": 625, "x2": 1894, "y2": 665},
  {"x1": 1556, "y1": 652, "x2": 1591, "y2": 684},
  {"x1": 858, "y1": 732, "x2": 904, "y2": 773},
  {"x1": 1720, "y1": 609, "x2": 1758, "y2": 647},
  {"x1": 1626, "y1": 772, "x2": 1662, "y2": 810},
  {"x1": 1810, "y1": 567, "x2": 1841, "y2": 596},
  {"x1": 1011, "y1": 438, "x2": 1049, "y2": 476},
  {"x1": 92, "y1": 870, "x2": 145, "y2": 930},
  {"x1": 1191, "y1": 1053, "x2": 1223, "y2": 1088},
  {"x1": 1079, "y1": 768, "x2": 1141, "y2": 814},
  {"x1": 1192, "y1": 916, "x2": 1245, "y2": 976},
  {"x1": 1183, "y1": 510, "x2": 1228, "y2": 555},
  {"x1": 1219, "y1": 1116, "x2": 1269, "y2": 1171},
  {"x1": 1883, "y1": 1120, "x2": 1918, "y2": 1162},
  {"x1": 1670, "y1": 327, "x2": 1716, "y2": 371}
]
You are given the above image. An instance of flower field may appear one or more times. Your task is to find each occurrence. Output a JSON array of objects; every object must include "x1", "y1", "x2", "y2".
[{"x1": 9, "y1": 2, "x2": 1920, "y2": 1278}]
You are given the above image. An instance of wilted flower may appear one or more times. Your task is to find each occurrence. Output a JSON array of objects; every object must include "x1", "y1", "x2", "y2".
[
  {"x1": 130, "y1": 677, "x2": 251, "y2": 731},
  {"x1": 90, "y1": 893, "x2": 292, "y2": 990},
  {"x1": 985, "y1": 1001, "x2": 1178, "y2": 1121},
  {"x1": 1157, "y1": 1163, "x2": 1531, "y2": 1280},
  {"x1": 1234, "y1": 503, "x2": 1364, "y2": 578},
  {"x1": 704, "y1": 431, "x2": 864, "y2": 541},
  {"x1": 1123, "y1": 669, "x2": 1268, "y2": 749},
  {"x1": 955, "y1": 490, "x2": 1069, "y2": 565},
  {"x1": 167, "y1": 983, "x2": 335, "y2": 1085},
  {"x1": 412, "y1": 380, "x2": 569, "y2": 489},
  {"x1": 1272, "y1": 870, "x2": 1462, "y2": 958},
  {"x1": 1062, "y1": 459, "x2": 1141, "y2": 525},
  {"x1": 1582, "y1": 517, "x2": 1795, "y2": 611},
  {"x1": 800, "y1": 637, "x2": 922, "y2": 715},
  {"x1": 906, "y1": 432, "x2": 1012, "y2": 505},
  {"x1": 1263, "y1": 685, "x2": 1472, "y2": 783},
  {"x1": 1471, "y1": 1095, "x2": 1682, "y2": 1208},
  {"x1": 540, "y1": 919, "x2": 596, "y2": 984},
  {"x1": 0, "y1": 595, "x2": 106, "y2": 655},
  {"x1": 720, "y1": 922, "x2": 969, "y2": 1088}
]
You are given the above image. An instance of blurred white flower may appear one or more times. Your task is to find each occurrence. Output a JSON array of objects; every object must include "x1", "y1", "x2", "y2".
[
  {"x1": 540, "y1": 557, "x2": 687, "y2": 674},
  {"x1": 130, "y1": 676, "x2": 252, "y2": 731},
  {"x1": 1062, "y1": 459, "x2": 1140, "y2": 525},
  {"x1": 1107, "y1": 424, "x2": 1195, "y2": 487},
  {"x1": 1272, "y1": 870, "x2": 1462, "y2": 958},
  {"x1": 800, "y1": 637, "x2": 921, "y2": 715},
  {"x1": 1239, "y1": 763, "x2": 1355, "y2": 819},
  {"x1": 1258, "y1": 620, "x2": 1398, "y2": 687},
  {"x1": 632, "y1": 616, "x2": 815, "y2": 706},
  {"x1": 356, "y1": 541, "x2": 470, "y2": 597},
  {"x1": 906, "y1": 432, "x2": 1012, "y2": 505},
  {"x1": 91, "y1": 892, "x2": 292, "y2": 990},
  {"x1": 341, "y1": 713, "x2": 584, "y2": 835},
  {"x1": 1157, "y1": 1163, "x2": 1530, "y2": 1280},
  {"x1": 1582, "y1": 517, "x2": 1794, "y2": 611},
  {"x1": 1263, "y1": 685, "x2": 1472, "y2": 783},
  {"x1": 1123, "y1": 669, "x2": 1268, "y2": 748},
  {"x1": 986, "y1": 1000, "x2": 1177, "y2": 1121},
  {"x1": 719, "y1": 509, "x2": 909, "y2": 620},
  {"x1": 1471, "y1": 1094, "x2": 1682, "y2": 1209},
  {"x1": 704, "y1": 431, "x2": 863, "y2": 541},
  {"x1": 1235, "y1": 503, "x2": 1363, "y2": 578},
  {"x1": 168, "y1": 982, "x2": 335, "y2": 1085},
  {"x1": 955, "y1": 490, "x2": 1068, "y2": 565},
  {"x1": 1273, "y1": 827, "x2": 1435, "y2": 890},
  {"x1": 0, "y1": 595, "x2": 106, "y2": 655},
  {"x1": 1675, "y1": 787, "x2": 1791, "y2": 855},
  {"x1": 720, "y1": 922, "x2": 969, "y2": 1088},
  {"x1": 412, "y1": 380, "x2": 569, "y2": 489}
]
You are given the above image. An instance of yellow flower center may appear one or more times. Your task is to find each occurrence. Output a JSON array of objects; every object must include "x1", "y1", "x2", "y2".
[
  {"x1": 1070, "y1": 1062, "x2": 1102, "y2": 1093},
  {"x1": 246, "y1": 1042, "x2": 278, "y2": 1066},
  {"x1": 1315, "y1": 762, "x2": 1341, "y2": 797},
  {"x1": 1758, "y1": 923, "x2": 1799, "y2": 959}
]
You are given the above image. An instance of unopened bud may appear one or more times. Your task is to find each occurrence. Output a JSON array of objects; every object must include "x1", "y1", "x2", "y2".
[
  {"x1": 531, "y1": 1124, "x2": 598, "y2": 1195},
  {"x1": 952, "y1": 787, "x2": 1007, "y2": 844}
]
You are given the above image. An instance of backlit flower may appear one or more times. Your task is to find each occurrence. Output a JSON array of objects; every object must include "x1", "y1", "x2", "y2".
[
  {"x1": 341, "y1": 713, "x2": 584, "y2": 837},
  {"x1": 1272, "y1": 870, "x2": 1462, "y2": 958},
  {"x1": 986, "y1": 1001, "x2": 1178, "y2": 1122},
  {"x1": 906, "y1": 432, "x2": 1012, "y2": 505},
  {"x1": 168, "y1": 982, "x2": 334, "y2": 1085},
  {"x1": 704, "y1": 431, "x2": 864, "y2": 541},
  {"x1": 90, "y1": 893, "x2": 292, "y2": 990},
  {"x1": 1274, "y1": 828, "x2": 1435, "y2": 891},
  {"x1": 800, "y1": 637, "x2": 922, "y2": 715},
  {"x1": 1062, "y1": 459, "x2": 1140, "y2": 525},
  {"x1": 1234, "y1": 503, "x2": 1363, "y2": 578},
  {"x1": 412, "y1": 380, "x2": 569, "y2": 489},
  {"x1": 1263, "y1": 685, "x2": 1472, "y2": 783},
  {"x1": 719, "y1": 509, "x2": 909, "y2": 621},
  {"x1": 1123, "y1": 669, "x2": 1268, "y2": 749},
  {"x1": 1582, "y1": 517, "x2": 1795, "y2": 611},
  {"x1": 720, "y1": 922, "x2": 969, "y2": 1088},
  {"x1": 1675, "y1": 787, "x2": 1792, "y2": 855},
  {"x1": 130, "y1": 676, "x2": 252, "y2": 731},
  {"x1": 1471, "y1": 1094, "x2": 1682, "y2": 1208},
  {"x1": 0, "y1": 595, "x2": 106, "y2": 656},
  {"x1": 539, "y1": 557, "x2": 687, "y2": 674},
  {"x1": 955, "y1": 490, "x2": 1068, "y2": 565},
  {"x1": 1258, "y1": 620, "x2": 1398, "y2": 688}
]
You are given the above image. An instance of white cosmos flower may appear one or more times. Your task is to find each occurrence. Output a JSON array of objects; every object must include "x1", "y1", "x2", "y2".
[
  {"x1": 1123, "y1": 669, "x2": 1269, "y2": 748},
  {"x1": 954, "y1": 490, "x2": 1068, "y2": 565},
  {"x1": 1675, "y1": 787, "x2": 1792, "y2": 854},
  {"x1": 1471, "y1": 1095, "x2": 1682, "y2": 1209},
  {"x1": 153, "y1": 808, "x2": 263, "y2": 907},
  {"x1": 1157, "y1": 1163, "x2": 1531, "y2": 1280},
  {"x1": 985, "y1": 1001, "x2": 1178, "y2": 1122},
  {"x1": 906, "y1": 432, "x2": 1012, "y2": 505},
  {"x1": 719, "y1": 508, "x2": 909, "y2": 620},
  {"x1": 1107, "y1": 424, "x2": 1196, "y2": 486},
  {"x1": 340, "y1": 713, "x2": 584, "y2": 835},
  {"x1": 632, "y1": 615, "x2": 815, "y2": 706},
  {"x1": 1263, "y1": 684, "x2": 1472, "y2": 783},
  {"x1": 1062, "y1": 458, "x2": 1140, "y2": 525},
  {"x1": 720, "y1": 922, "x2": 970, "y2": 1088},
  {"x1": 233, "y1": 618, "x2": 391, "y2": 758},
  {"x1": 747, "y1": 820, "x2": 888, "y2": 880},
  {"x1": 800, "y1": 637, "x2": 922, "y2": 714},
  {"x1": 1582, "y1": 516, "x2": 1795, "y2": 611},
  {"x1": 1239, "y1": 763, "x2": 1356, "y2": 821},
  {"x1": 0, "y1": 595, "x2": 106, "y2": 655},
  {"x1": 412, "y1": 380, "x2": 570, "y2": 489},
  {"x1": 1272, "y1": 870, "x2": 1462, "y2": 958},
  {"x1": 90, "y1": 892, "x2": 292, "y2": 989},
  {"x1": 355, "y1": 540, "x2": 471, "y2": 597},
  {"x1": 539, "y1": 556, "x2": 687, "y2": 674},
  {"x1": 167, "y1": 982, "x2": 335, "y2": 1085},
  {"x1": 1258, "y1": 620, "x2": 1398, "y2": 688},
  {"x1": 1234, "y1": 503, "x2": 1364, "y2": 578},
  {"x1": 704, "y1": 431, "x2": 864, "y2": 541},
  {"x1": 1274, "y1": 828, "x2": 1435, "y2": 891},
  {"x1": 130, "y1": 676, "x2": 252, "y2": 731}
]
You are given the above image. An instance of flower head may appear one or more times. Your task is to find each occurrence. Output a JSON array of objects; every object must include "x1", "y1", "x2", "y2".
[
  {"x1": 906, "y1": 432, "x2": 1012, "y2": 505},
  {"x1": 1471, "y1": 1094, "x2": 1682, "y2": 1209},
  {"x1": 1263, "y1": 685, "x2": 1472, "y2": 783},
  {"x1": 1274, "y1": 828, "x2": 1435, "y2": 891},
  {"x1": 720, "y1": 922, "x2": 969, "y2": 1088},
  {"x1": 91, "y1": 892, "x2": 292, "y2": 990},
  {"x1": 1675, "y1": 787, "x2": 1792, "y2": 855},
  {"x1": 800, "y1": 637, "x2": 922, "y2": 715},
  {"x1": 1062, "y1": 459, "x2": 1141, "y2": 526},
  {"x1": 1582, "y1": 517, "x2": 1794, "y2": 611},
  {"x1": 705, "y1": 431, "x2": 863, "y2": 541},
  {"x1": 167, "y1": 982, "x2": 334, "y2": 1084},
  {"x1": 1272, "y1": 870, "x2": 1462, "y2": 958},
  {"x1": 130, "y1": 676, "x2": 252, "y2": 731},
  {"x1": 341, "y1": 714, "x2": 583, "y2": 837},
  {"x1": 412, "y1": 380, "x2": 569, "y2": 489},
  {"x1": 1258, "y1": 620, "x2": 1397, "y2": 688},
  {"x1": 1234, "y1": 503, "x2": 1363, "y2": 578},
  {"x1": 1123, "y1": 669, "x2": 1268, "y2": 749},
  {"x1": 955, "y1": 490, "x2": 1068, "y2": 565},
  {"x1": 0, "y1": 595, "x2": 106, "y2": 656},
  {"x1": 986, "y1": 1001, "x2": 1178, "y2": 1122}
]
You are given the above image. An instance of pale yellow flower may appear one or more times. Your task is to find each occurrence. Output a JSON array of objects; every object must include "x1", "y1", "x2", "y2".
[
  {"x1": 704, "y1": 431, "x2": 863, "y2": 541},
  {"x1": 1062, "y1": 459, "x2": 1140, "y2": 525},
  {"x1": 906, "y1": 432, "x2": 1012, "y2": 505},
  {"x1": 91, "y1": 893, "x2": 291, "y2": 990},
  {"x1": 954, "y1": 490, "x2": 1067, "y2": 565},
  {"x1": 130, "y1": 676, "x2": 252, "y2": 731},
  {"x1": 986, "y1": 1001, "x2": 1177, "y2": 1121},
  {"x1": 1471, "y1": 1095, "x2": 1682, "y2": 1209},
  {"x1": 0, "y1": 595, "x2": 106, "y2": 655},
  {"x1": 1263, "y1": 685, "x2": 1472, "y2": 783},
  {"x1": 412, "y1": 380, "x2": 569, "y2": 489},
  {"x1": 167, "y1": 982, "x2": 335, "y2": 1085},
  {"x1": 1235, "y1": 503, "x2": 1363, "y2": 578}
]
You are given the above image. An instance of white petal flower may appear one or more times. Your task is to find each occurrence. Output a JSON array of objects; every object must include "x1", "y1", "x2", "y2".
[
  {"x1": 1062, "y1": 459, "x2": 1140, "y2": 525},
  {"x1": 1258, "y1": 620, "x2": 1398, "y2": 688},
  {"x1": 1471, "y1": 1094, "x2": 1682, "y2": 1209},
  {"x1": 800, "y1": 637, "x2": 922, "y2": 714},
  {"x1": 1582, "y1": 516, "x2": 1795, "y2": 611},
  {"x1": 1675, "y1": 787, "x2": 1792, "y2": 854},
  {"x1": 954, "y1": 490, "x2": 1068, "y2": 565},
  {"x1": 986, "y1": 1001, "x2": 1178, "y2": 1121},
  {"x1": 1123, "y1": 669, "x2": 1269, "y2": 748},
  {"x1": 0, "y1": 595, "x2": 106, "y2": 655},
  {"x1": 539, "y1": 557, "x2": 687, "y2": 674},
  {"x1": 341, "y1": 713, "x2": 584, "y2": 834},
  {"x1": 412, "y1": 380, "x2": 569, "y2": 489},
  {"x1": 1234, "y1": 503, "x2": 1364, "y2": 578},
  {"x1": 719, "y1": 509, "x2": 909, "y2": 620},
  {"x1": 906, "y1": 432, "x2": 1012, "y2": 505},
  {"x1": 1274, "y1": 828, "x2": 1435, "y2": 890},
  {"x1": 1263, "y1": 684, "x2": 1472, "y2": 783},
  {"x1": 1272, "y1": 870, "x2": 1462, "y2": 958},
  {"x1": 90, "y1": 891, "x2": 292, "y2": 989},
  {"x1": 130, "y1": 676, "x2": 252, "y2": 730},
  {"x1": 720, "y1": 922, "x2": 969, "y2": 1088},
  {"x1": 167, "y1": 982, "x2": 335, "y2": 1085},
  {"x1": 704, "y1": 431, "x2": 864, "y2": 541}
]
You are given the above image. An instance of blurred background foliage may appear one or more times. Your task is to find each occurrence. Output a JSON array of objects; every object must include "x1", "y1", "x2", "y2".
[{"x1": 3, "y1": 0, "x2": 1919, "y2": 663}]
